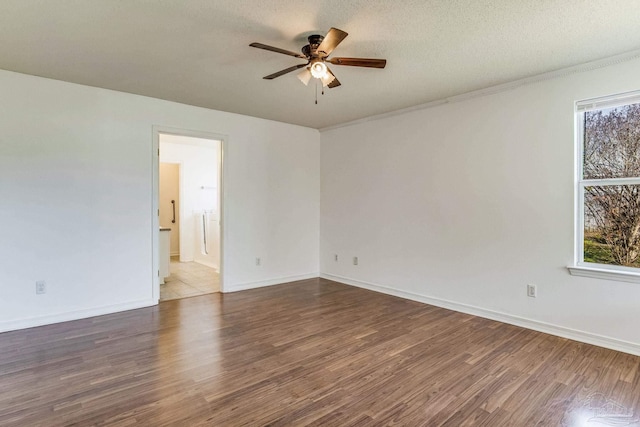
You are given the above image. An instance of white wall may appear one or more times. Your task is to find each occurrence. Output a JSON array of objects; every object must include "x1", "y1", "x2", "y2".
[
  {"x1": 320, "y1": 57, "x2": 640, "y2": 354},
  {"x1": 0, "y1": 69, "x2": 320, "y2": 331},
  {"x1": 159, "y1": 135, "x2": 219, "y2": 265}
]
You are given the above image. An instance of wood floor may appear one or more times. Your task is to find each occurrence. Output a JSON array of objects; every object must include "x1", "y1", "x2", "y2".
[{"x1": 1, "y1": 278, "x2": 639, "y2": 426}]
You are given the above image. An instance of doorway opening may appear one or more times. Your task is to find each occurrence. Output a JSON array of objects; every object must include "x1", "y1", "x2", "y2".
[{"x1": 153, "y1": 128, "x2": 224, "y2": 302}]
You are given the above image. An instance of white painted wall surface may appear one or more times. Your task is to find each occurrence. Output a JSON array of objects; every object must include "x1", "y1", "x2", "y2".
[
  {"x1": 159, "y1": 135, "x2": 218, "y2": 265},
  {"x1": 0, "y1": 69, "x2": 320, "y2": 331},
  {"x1": 320, "y1": 57, "x2": 640, "y2": 354}
]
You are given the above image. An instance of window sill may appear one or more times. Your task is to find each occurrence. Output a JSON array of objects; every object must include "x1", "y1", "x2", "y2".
[{"x1": 567, "y1": 265, "x2": 640, "y2": 284}]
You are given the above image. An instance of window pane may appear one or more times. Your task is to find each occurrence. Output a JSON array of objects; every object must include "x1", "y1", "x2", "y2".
[
  {"x1": 583, "y1": 103, "x2": 640, "y2": 179},
  {"x1": 584, "y1": 185, "x2": 640, "y2": 267}
]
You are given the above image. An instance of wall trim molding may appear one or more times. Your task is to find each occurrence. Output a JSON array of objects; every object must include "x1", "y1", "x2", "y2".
[
  {"x1": 567, "y1": 265, "x2": 640, "y2": 284},
  {"x1": 319, "y1": 48, "x2": 640, "y2": 133},
  {"x1": 321, "y1": 273, "x2": 640, "y2": 357},
  {"x1": 224, "y1": 272, "x2": 319, "y2": 293},
  {"x1": 0, "y1": 299, "x2": 157, "y2": 334}
]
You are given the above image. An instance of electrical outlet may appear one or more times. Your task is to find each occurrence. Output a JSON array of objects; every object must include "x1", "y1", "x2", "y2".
[
  {"x1": 334, "y1": 254, "x2": 338, "y2": 262},
  {"x1": 255, "y1": 257, "x2": 261, "y2": 266},
  {"x1": 353, "y1": 256, "x2": 358, "y2": 266},
  {"x1": 36, "y1": 280, "x2": 46, "y2": 295},
  {"x1": 527, "y1": 284, "x2": 537, "y2": 298}
]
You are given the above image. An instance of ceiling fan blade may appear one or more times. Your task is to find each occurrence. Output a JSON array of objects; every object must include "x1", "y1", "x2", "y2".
[
  {"x1": 328, "y1": 57, "x2": 387, "y2": 68},
  {"x1": 326, "y1": 67, "x2": 341, "y2": 88},
  {"x1": 316, "y1": 28, "x2": 348, "y2": 58},
  {"x1": 263, "y1": 63, "x2": 308, "y2": 80},
  {"x1": 250, "y1": 42, "x2": 307, "y2": 59}
]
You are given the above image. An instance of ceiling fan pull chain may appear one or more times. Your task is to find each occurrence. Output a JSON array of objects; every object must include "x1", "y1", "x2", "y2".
[{"x1": 315, "y1": 80, "x2": 318, "y2": 105}]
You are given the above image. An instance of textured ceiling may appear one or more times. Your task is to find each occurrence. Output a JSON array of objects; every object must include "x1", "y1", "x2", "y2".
[{"x1": 1, "y1": 1, "x2": 640, "y2": 129}]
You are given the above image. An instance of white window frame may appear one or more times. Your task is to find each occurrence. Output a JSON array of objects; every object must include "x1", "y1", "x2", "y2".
[{"x1": 568, "y1": 90, "x2": 640, "y2": 283}]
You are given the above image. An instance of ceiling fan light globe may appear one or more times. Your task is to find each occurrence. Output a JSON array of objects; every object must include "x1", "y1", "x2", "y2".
[{"x1": 310, "y1": 61, "x2": 328, "y2": 79}]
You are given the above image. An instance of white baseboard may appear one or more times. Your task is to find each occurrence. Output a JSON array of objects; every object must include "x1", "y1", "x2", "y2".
[
  {"x1": 0, "y1": 299, "x2": 157, "y2": 334},
  {"x1": 224, "y1": 272, "x2": 319, "y2": 293},
  {"x1": 321, "y1": 273, "x2": 640, "y2": 357}
]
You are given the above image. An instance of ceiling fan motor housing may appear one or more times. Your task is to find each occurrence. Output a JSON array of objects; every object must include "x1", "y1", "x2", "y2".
[{"x1": 302, "y1": 34, "x2": 325, "y2": 58}]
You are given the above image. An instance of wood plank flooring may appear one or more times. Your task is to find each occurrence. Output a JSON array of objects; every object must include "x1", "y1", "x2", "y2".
[{"x1": 0, "y1": 278, "x2": 639, "y2": 426}]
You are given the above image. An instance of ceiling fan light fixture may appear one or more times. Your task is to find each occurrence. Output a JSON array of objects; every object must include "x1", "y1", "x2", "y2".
[
  {"x1": 310, "y1": 60, "x2": 328, "y2": 79},
  {"x1": 297, "y1": 68, "x2": 312, "y2": 86}
]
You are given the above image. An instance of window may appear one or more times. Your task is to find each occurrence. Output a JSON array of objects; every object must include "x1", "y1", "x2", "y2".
[{"x1": 570, "y1": 91, "x2": 640, "y2": 282}]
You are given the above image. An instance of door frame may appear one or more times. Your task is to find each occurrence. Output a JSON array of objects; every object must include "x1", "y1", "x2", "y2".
[{"x1": 152, "y1": 125, "x2": 227, "y2": 302}]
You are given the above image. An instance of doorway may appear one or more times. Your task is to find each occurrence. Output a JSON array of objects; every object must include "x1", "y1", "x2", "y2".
[{"x1": 153, "y1": 127, "x2": 225, "y2": 302}]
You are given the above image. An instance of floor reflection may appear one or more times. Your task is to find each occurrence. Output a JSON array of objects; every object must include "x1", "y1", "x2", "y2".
[{"x1": 562, "y1": 393, "x2": 640, "y2": 426}]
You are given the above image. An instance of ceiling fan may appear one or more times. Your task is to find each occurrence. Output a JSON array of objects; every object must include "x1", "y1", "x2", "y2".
[{"x1": 249, "y1": 27, "x2": 386, "y2": 89}]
